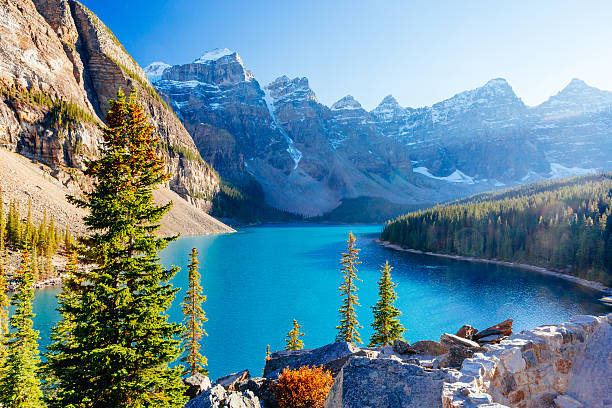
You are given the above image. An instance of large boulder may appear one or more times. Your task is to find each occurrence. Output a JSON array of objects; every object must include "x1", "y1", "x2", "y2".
[
  {"x1": 437, "y1": 345, "x2": 487, "y2": 369},
  {"x1": 455, "y1": 324, "x2": 478, "y2": 339},
  {"x1": 473, "y1": 319, "x2": 513, "y2": 342},
  {"x1": 392, "y1": 339, "x2": 411, "y2": 354},
  {"x1": 263, "y1": 342, "x2": 360, "y2": 378},
  {"x1": 184, "y1": 384, "x2": 262, "y2": 408},
  {"x1": 440, "y1": 333, "x2": 481, "y2": 349},
  {"x1": 405, "y1": 340, "x2": 449, "y2": 356},
  {"x1": 236, "y1": 377, "x2": 278, "y2": 408},
  {"x1": 324, "y1": 357, "x2": 453, "y2": 408},
  {"x1": 184, "y1": 373, "x2": 212, "y2": 399},
  {"x1": 215, "y1": 370, "x2": 250, "y2": 391}
]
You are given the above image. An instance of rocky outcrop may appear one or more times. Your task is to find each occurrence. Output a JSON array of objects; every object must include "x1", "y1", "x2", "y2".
[
  {"x1": 184, "y1": 373, "x2": 212, "y2": 399},
  {"x1": 325, "y1": 357, "x2": 456, "y2": 408},
  {"x1": 263, "y1": 342, "x2": 360, "y2": 378},
  {"x1": 199, "y1": 315, "x2": 608, "y2": 408},
  {"x1": 214, "y1": 370, "x2": 250, "y2": 391},
  {"x1": 442, "y1": 314, "x2": 612, "y2": 408},
  {"x1": 0, "y1": 0, "x2": 222, "y2": 228},
  {"x1": 184, "y1": 383, "x2": 261, "y2": 408}
]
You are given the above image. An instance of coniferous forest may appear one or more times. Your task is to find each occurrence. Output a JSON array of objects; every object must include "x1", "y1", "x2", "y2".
[{"x1": 381, "y1": 174, "x2": 612, "y2": 285}]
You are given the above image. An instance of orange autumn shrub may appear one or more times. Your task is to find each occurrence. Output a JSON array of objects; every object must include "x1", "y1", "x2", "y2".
[{"x1": 274, "y1": 365, "x2": 334, "y2": 408}]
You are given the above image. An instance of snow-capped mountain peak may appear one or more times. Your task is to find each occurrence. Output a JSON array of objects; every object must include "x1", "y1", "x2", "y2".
[
  {"x1": 194, "y1": 48, "x2": 234, "y2": 63},
  {"x1": 535, "y1": 78, "x2": 612, "y2": 116},
  {"x1": 143, "y1": 61, "x2": 171, "y2": 82},
  {"x1": 331, "y1": 95, "x2": 362, "y2": 110},
  {"x1": 379, "y1": 94, "x2": 400, "y2": 108}
]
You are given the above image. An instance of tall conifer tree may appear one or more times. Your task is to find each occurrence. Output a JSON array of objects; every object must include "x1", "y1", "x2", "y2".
[
  {"x1": 0, "y1": 246, "x2": 45, "y2": 407},
  {"x1": 181, "y1": 247, "x2": 208, "y2": 376},
  {"x1": 369, "y1": 261, "x2": 405, "y2": 346},
  {"x1": 335, "y1": 232, "x2": 362, "y2": 344},
  {"x1": 285, "y1": 319, "x2": 305, "y2": 351},
  {"x1": 45, "y1": 89, "x2": 187, "y2": 408}
]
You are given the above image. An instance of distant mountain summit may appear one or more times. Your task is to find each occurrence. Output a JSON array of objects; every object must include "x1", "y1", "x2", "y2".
[
  {"x1": 149, "y1": 48, "x2": 612, "y2": 220},
  {"x1": 143, "y1": 61, "x2": 171, "y2": 82}
]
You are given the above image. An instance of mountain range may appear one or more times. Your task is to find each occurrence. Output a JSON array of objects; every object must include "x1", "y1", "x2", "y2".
[
  {"x1": 2, "y1": 0, "x2": 611, "y2": 229},
  {"x1": 146, "y1": 49, "x2": 612, "y2": 220}
]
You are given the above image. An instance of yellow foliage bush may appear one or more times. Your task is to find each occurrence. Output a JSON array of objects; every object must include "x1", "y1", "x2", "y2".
[{"x1": 274, "y1": 365, "x2": 334, "y2": 408}]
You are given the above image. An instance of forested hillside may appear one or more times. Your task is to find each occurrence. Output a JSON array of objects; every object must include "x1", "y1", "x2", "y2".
[{"x1": 381, "y1": 174, "x2": 612, "y2": 285}]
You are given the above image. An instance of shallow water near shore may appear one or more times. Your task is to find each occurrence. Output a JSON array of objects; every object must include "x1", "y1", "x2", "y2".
[{"x1": 30, "y1": 224, "x2": 608, "y2": 379}]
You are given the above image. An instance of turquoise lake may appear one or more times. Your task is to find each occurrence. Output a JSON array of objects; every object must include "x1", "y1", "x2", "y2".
[{"x1": 30, "y1": 224, "x2": 608, "y2": 379}]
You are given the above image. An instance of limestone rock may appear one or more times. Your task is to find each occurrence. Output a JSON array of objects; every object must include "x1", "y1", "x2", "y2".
[
  {"x1": 554, "y1": 395, "x2": 583, "y2": 408},
  {"x1": 473, "y1": 319, "x2": 513, "y2": 342},
  {"x1": 263, "y1": 342, "x2": 359, "y2": 378},
  {"x1": 325, "y1": 356, "x2": 452, "y2": 408},
  {"x1": 455, "y1": 324, "x2": 478, "y2": 339},
  {"x1": 185, "y1": 384, "x2": 261, "y2": 408},
  {"x1": 215, "y1": 370, "x2": 250, "y2": 391},
  {"x1": 184, "y1": 373, "x2": 212, "y2": 399}
]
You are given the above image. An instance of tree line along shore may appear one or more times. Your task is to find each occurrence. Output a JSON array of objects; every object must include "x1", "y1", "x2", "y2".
[{"x1": 381, "y1": 173, "x2": 612, "y2": 287}]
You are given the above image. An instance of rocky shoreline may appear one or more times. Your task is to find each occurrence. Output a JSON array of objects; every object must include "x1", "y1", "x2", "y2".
[
  {"x1": 181, "y1": 314, "x2": 612, "y2": 408},
  {"x1": 376, "y1": 239, "x2": 611, "y2": 294}
]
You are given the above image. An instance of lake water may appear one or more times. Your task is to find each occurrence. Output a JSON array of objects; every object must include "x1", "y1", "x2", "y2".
[{"x1": 29, "y1": 224, "x2": 608, "y2": 379}]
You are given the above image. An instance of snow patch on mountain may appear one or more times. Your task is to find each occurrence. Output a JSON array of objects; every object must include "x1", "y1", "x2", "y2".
[
  {"x1": 194, "y1": 48, "x2": 234, "y2": 63},
  {"x1": 143, "y1": 62, "x2": 170, "y2": 82},
  {"x1": 549, "y1": 163, "x2": 596, "y2": 179},
  {"x1": 413, "y1": 167, "x2": 475, "y2": 184},
  {"x1": 263, "y1": 87, "x2": 302, "y2": 169}
]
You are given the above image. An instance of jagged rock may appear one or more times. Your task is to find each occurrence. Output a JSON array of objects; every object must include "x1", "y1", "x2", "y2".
[
  {"x1": 184, "y1": 373, "x2": 212, "y2": 398},
  {"x1": 440, "y1": 333, "x2": 481, "y2": 349},
  {"x1": 406, "y1": 340, "x2": 449, "y2": 356},
  {"x1": 477, "y1": 334, "x2": 506, "y2": 344},
  {"x1": 185, "y1": 384, "x2": 261, "y2": 408},
  {"x1": 554, "y1": 395, "x2": 583, "y2": 408},
  {"x1": 214, "y1": 370, "x2": 250, "y2": 391},
  {"x1": 455, "y1": 324, "x2": 478, "y2": 339},
  {"x1": 473, "y1": 319, "x2": 513, "y2": 341},
  {"x1": 236, "y1": 377, "x2": 278, "y2": 408},
  {"x1": 325, "y1": 356, "x2": 453, "y2": 408},
  {"x1": 263, "y1": 342, "x2": 360, "y2": 378},
  {"x1": 438, "y1": 345, "x2": 487, "y2": 369},
  {"x1": 392, "y1": 339, "x2": 411, "y2": 354}
]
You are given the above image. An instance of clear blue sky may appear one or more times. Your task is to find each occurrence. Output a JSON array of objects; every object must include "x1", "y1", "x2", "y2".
[{"x1": 82, "y1": 0, "x2": 612, "y2": 110}]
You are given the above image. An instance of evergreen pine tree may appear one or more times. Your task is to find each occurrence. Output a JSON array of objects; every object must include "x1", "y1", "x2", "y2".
[
  {"x1": 369, "y1": 261, "x2": 405, "y2": 346},
  {"x1": 262, "y1": 344, "x2": 271, "y2": 375},
  {"x1": 0, "y1": 246, "x2": 45, "y2": 407},
  {"x1": 45, "y1": 89, "x2": 187, "y2": 408},
  {"x1": 180, "y1": 247, "x2": 208, "y2": 376},
  {"x1": 335, "y1": 232, "x2": 362, "y2": 344},
  {"x1": 285, "y1": 319, "x2": 305, "y2": 351}
]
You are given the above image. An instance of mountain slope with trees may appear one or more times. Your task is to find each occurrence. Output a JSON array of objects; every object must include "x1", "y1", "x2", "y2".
[
  {"x1": 0, "y1": 0, "x2": 231, "y2": 235},
  {"x1": 381, "y1": 173, "x2": 612, "y2": 285}
]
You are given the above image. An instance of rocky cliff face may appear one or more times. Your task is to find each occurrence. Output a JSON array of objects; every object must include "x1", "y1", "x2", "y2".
[
  {"x1": 0, "y1": 0, "x2": 219, "y2": 215},
  {"x1": 152, "y1": 54, "x2": 427, "y2": 217}
]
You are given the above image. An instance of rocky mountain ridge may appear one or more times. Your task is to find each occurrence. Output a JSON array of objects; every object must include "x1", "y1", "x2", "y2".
[
  {"x1": 0, "y1": 0, "x2": 230, "y2": 234},
  {"x1": 148, "y1": 51, "x2": 612, "y2": 220}
]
